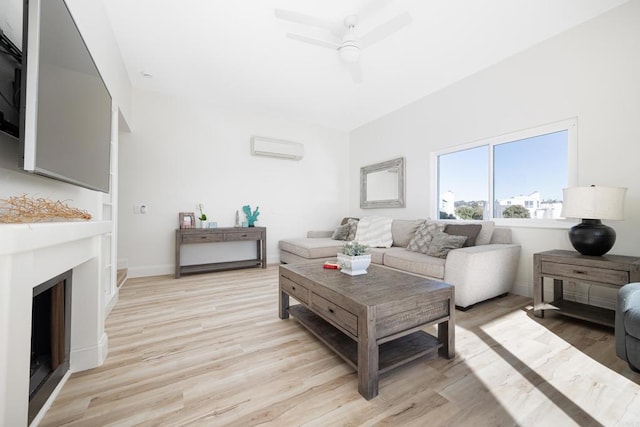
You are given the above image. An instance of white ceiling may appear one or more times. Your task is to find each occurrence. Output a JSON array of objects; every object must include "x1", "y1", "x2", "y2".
[{"x1": 101, "y1": 0, "x2": 628, "y2": 131}]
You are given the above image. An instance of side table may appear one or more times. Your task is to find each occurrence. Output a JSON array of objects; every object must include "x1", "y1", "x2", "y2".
[{"x1": 533, "y1": 249, "x2": 640, "y2": 327}]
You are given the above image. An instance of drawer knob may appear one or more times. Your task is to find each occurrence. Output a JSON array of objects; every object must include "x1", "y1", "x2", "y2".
[
  {"x1": 292, "y1": 286, "x2": 296, "y2": 290},
  {"x1": 328, "y1": 308, "x2": 334, "y2": 314},
  {"x1": 573, "y1": 270, "x2": 586, "y2": 275}
]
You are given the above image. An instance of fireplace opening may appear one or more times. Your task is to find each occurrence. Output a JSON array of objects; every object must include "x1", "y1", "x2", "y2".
[{"x1": 28, "y1": 270, "x2": 72, "y2": 424}]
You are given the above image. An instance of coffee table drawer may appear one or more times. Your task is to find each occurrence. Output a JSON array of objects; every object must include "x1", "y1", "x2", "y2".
[
  {"x1": 280, "y1": 277, "x2": 309, "y2": 304},
  {"x1": 311, "y1": 293, "x2": 357, "y2": 337},
  {"x1": 541, "y1": 261, "x2": 629, "y2": 285}
]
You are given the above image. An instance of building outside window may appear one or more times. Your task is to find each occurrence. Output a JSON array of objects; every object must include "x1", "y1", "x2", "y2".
[{"x1": 433, "y1": 118, "x2": 576, "y2": 221}]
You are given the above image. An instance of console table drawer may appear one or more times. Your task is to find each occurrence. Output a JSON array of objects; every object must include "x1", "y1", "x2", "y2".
[
  {"x1": 181, "y1": 233, "x2": 225, "y2": 244},
  {"x1": 541, "y1": 261, "x2": 629, "y2": 285},
  {"x1": 280, "y1": 277, "x2": 309, "y2": 304},
  {"x1": 311, "y1": 294, "x2": 357, "y2": 337},
  {"x1": 224, "y1": 231, "x2": 263, "y2": 241}
]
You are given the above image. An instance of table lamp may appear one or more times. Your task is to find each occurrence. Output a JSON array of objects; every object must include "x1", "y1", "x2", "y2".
[{"x1": 561, "y1": 185, "x2": 627, "y2": 256}]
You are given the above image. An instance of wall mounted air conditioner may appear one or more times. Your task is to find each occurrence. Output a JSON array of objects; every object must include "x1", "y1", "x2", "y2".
[{"x1": 250, "y1": 136, "x2": 303, "y2": 160}]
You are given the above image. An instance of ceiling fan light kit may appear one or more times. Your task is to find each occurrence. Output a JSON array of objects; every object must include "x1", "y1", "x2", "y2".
[{"x1": 274, "y1": 1, "x2": 411, "y2": 83}]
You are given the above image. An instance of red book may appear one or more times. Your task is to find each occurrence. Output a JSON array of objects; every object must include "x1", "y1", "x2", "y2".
[{"x1": 323, "y1": 261, "x2": 339, "y2": 269}]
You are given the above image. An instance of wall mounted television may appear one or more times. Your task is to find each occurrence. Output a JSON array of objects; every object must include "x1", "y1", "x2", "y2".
[{"x1": 16, "y1": 0, "x2": 113, "y2": 193}]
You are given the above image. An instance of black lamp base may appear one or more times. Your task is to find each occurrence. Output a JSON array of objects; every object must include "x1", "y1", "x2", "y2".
[{"x1": 569, "y1": 219, "x2": 616, "y2": 256}]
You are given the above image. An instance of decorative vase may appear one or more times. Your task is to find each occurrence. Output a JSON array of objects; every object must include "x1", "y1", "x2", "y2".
[{"x1": 336, "y1": 253, "x2": 371, "y2": 276}]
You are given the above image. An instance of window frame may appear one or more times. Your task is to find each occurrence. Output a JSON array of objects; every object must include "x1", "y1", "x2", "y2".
[{"x1": 430, "y1": 118, "x2": 578, "y2": 228}]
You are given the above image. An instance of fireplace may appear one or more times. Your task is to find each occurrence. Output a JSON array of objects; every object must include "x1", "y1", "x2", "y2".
[{"x1": 28, "y1": 270, "x2": 72, "y2": 424}]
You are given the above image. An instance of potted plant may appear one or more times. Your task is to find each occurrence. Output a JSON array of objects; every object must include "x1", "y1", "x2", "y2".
[
  {"x1": 197, "y1": 203, "x2": 207, "y2": 228},
  {"x1": 337, "y1": 241, "x2": 371, "y2": 275}
]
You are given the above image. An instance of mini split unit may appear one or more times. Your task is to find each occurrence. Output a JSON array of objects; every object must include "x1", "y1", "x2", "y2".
[{"x1": 250, "y1": 136, "x2": 303, "y2": 160}]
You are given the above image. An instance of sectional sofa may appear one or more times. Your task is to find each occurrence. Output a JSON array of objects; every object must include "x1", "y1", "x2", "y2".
[{"x1": 279, "y1": 218, "x2": 521, "y2": 309}]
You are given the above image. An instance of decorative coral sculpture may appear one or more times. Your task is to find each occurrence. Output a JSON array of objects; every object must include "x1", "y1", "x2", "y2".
[{"x1": 242, "y1": 205, "x2": 260, "y2": 227}]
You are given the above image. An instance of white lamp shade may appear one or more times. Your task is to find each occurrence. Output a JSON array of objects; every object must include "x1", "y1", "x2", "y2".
[{"x1": 561, "y1": 186, "x2": 627, "y2": 220}]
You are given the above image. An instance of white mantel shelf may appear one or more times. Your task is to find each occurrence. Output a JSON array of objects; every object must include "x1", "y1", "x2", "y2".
[
  {"x1": 0, "y1": 220, "x2": 112, "y2": 426},
  {"x1": 0, "y1": 220, "x2": 111, "y2": 256}
]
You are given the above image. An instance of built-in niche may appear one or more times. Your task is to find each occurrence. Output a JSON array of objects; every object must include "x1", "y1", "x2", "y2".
[{"x1": 360, "y1": 157, "x2": 405, "y2": 208}]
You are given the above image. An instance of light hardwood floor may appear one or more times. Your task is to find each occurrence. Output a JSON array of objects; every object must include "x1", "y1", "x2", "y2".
[{"x1": 42, "y1": 266, "x2": 640, "y2": 426}]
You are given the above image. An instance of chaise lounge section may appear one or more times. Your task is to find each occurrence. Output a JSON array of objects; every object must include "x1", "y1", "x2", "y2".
[{"x1": 279, "y1": 218, "x2": 521, "y2": 309}]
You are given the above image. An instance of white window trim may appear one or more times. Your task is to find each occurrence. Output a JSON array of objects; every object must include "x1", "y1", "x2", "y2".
[{"x1": 430, "y1": 118, "x2": 578, "y2": 228}]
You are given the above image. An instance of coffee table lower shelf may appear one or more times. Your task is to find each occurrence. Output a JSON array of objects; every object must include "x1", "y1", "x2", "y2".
[{"x1": 288, "y1": 304, "x2": 441, "y2": 374}]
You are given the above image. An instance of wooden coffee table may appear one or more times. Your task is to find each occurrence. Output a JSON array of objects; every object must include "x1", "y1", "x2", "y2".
[{"x1": 279, "y1": 262, "x2": 455, "y2": 400}]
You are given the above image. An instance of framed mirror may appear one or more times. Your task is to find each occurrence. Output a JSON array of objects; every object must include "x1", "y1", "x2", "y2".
[{"x1": 360, "y1": 157, "x2": 405, "y2": 209}]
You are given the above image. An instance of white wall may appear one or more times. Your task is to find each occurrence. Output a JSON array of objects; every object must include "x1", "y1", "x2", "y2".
[
  {"x1": 350, "y1": 1, "x2": 640, "y2": 305},
  {"x1": 118, "y1": 89, "x2": 349, "y2": 277}
]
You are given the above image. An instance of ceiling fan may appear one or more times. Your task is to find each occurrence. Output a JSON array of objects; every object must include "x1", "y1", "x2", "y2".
[{"x1": 274, "y1": 1, "x2": 412, "y2": 84}]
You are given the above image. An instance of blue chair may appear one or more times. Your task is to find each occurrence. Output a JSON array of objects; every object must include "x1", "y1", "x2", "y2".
[{"x1": 616, "y1": 282, "x2": 640, "y2": 372}]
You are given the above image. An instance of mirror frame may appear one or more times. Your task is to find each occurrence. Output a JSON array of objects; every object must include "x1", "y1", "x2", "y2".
[{"x1": 360, "y1": 157, "x2": 405, "y2": 209}]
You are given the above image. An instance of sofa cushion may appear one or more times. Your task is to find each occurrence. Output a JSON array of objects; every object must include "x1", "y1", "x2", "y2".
[
  {"x1": 426, "y1": 230, "x2": 468, "y2": 258},
  {"x1": 444, "y1": 223, "x2": 482, "y2": 247},
  {"x1": 391, "y1": 219, "x2": 426, "y2": 248},
  {"x1": 354, "y1": 216, "x2": 393, "y2": 248},
  {"x1": 346, "y1": 219, "x2": 358, "y2": 241},
  {"x1": 368, "y1": 247, "x2": 400, "y2": 265},
  {"x1": 406, "y1": 222, "x2": 445, "y2": 254},
  {"x1": 279, "y1": 238, "x2": 344, "y2": 259},
  {"x1": 384, "y1": 250, "x2": 447, "y2": 280}
]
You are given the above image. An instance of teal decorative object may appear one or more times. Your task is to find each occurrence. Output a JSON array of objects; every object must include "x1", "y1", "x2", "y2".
[{"x1": 242, "y1": 205, "x2": 260, "y2": 227}]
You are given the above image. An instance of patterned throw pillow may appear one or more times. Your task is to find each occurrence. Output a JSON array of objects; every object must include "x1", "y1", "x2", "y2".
[
  {"x1": 425, "y1": 230, "x2": 468, "y2": 258},
  {"x1": 346, "y1": 219, "x2": 359, "y2": 241},
  {"x1": 331, "y1": 223, "x2": 351, "y2": 240},
  {"x1": 406, "y1": 222, "x2": 445, "y2": 254}
]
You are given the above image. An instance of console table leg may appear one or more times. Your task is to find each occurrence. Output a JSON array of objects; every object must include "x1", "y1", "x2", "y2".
[{"x1": 439, "y1": 296, "x2": 455, "y2": 359}]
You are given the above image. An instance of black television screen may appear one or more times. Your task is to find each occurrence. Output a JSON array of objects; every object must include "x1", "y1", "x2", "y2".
[
  {"x1": 21, "y1": 0, "x2": 112, "y2": 193},
  {"x1": 0, "y1": 30, "x2": 21, "y2": 138}
]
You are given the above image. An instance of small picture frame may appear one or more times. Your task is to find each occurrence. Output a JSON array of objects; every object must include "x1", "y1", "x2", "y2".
[
  {"x1": 179, "y1": 212, "x2": 196, "y2": 229},
  {"x1": 208, "y1": 221, "x2": 218, "y2": 228}
]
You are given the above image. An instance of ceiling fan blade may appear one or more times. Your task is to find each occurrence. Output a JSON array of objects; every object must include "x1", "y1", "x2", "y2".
[
  {"x1": 349, "y1": 63, "x2": 363, "y2": 84},
  {"x1": 275, "y1": 9, "x2": 337, "y2": 31},
  {"x1": 286, "y1": 33, "x2": 340, "y2": 50},
  {"x1": 356, "y1": 0, "x2": 394, "y2": 22},
  {"x1": 360, "y1": 12, "x2": 412, "y2": 49}
]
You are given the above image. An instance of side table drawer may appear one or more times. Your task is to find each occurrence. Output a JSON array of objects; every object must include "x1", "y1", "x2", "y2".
[
  {"x1": 280, "y1": 277, "x2": 309, "y2": 304},
  {"x1": 310, "y1": 293, "x2": 358, "y2": 337},
  {"x1": 182, "y1": 233, "x2": 225, "y2": 244},
  {"x1": 541, "y1": 261, "x2": 629, "y2": 285},
  {"x1": 224, "y1": 231, "x2": 263, "y2": 241}
]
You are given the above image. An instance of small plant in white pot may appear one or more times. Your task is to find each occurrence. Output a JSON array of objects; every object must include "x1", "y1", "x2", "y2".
[{"x1": 337, "y1": 241, "x2": 371, "y2": 276}]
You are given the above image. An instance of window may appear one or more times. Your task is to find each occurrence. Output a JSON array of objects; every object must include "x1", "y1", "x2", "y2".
[{"x1": 433, "y1": 119, "x2": 576, "y2": 221}]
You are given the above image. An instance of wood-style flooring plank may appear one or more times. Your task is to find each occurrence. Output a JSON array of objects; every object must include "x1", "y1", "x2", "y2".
[{"x1": 41, "y1": 266, "x2": 640, "y2": 426}]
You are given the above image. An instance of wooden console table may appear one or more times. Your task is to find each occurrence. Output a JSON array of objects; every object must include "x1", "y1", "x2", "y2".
[
  {"x1": 533, "y1": 249, "x2": 640, "y2": 327},
  {"x1": 175, "y1": 227, "x2": 266, "y2": 278}
]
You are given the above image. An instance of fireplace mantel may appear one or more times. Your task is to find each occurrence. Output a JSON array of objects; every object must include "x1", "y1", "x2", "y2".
[{"x1": 0, "y1": 220, "x2": 111, "y2": 426}]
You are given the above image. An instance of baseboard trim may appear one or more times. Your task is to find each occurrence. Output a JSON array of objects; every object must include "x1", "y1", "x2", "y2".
[{"x1": 70, "y1": 332, "x2": 108, "y2": 372}]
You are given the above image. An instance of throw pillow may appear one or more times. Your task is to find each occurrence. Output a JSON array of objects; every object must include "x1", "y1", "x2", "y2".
[
  {"x1": 346, "y1": 219, "x2": 359, "y2": 241},
  {"x1": 331, "y1": 223, "x2": 351, "y2": 240},
  {"x1": 426, "y1": 230, "x2": 468, "y2": 258},
  {"x1": 354, "y1": 216, "x2": 393, "y2": 248},
  {"x1": 406, "y1": 222, "x2": 445, "y2": 254},
  {"x1": 444, "y1": 223, "x2": 482, "y2": 247}
]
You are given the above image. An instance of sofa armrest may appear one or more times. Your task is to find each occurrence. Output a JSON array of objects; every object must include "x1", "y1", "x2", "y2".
[
  {"x1": 616, "y1": 282, "x2": 640, "y2": 361},
  {"x1": 444, "y1": 244, "x2": 521, "y2": 308},
  {"x1": 307, "y1": 230, "x2": 333, "y2": 238}
]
